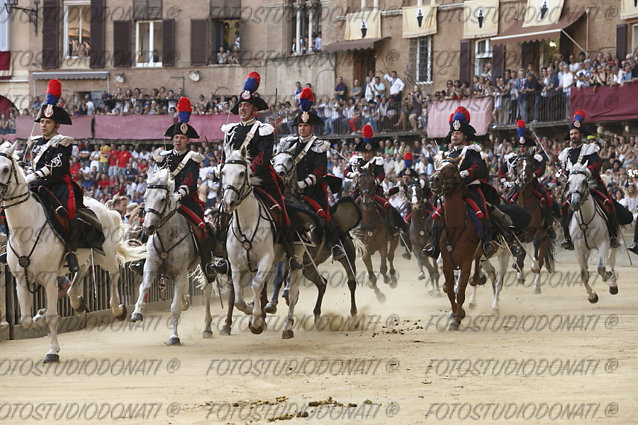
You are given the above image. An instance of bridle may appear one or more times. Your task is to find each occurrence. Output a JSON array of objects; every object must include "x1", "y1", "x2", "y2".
[
  {"x1": 432, "y1": 160, "x2": 461, "y2": 195},
  {"x1": 221, "y1": 159, "x2": 253, "y2": 211},
  {"x1": 144, "y1": 182, "x2": 178, "y2": 228},
  {"x1": 566, "y1": 169, "x2": 591, "y2": 210},
  {"x1": 272, "y1": 150, "x2": 295, "y2": 179},
  {"x1": 0, "y1": 151, "x2": 31, "y2": 209}
]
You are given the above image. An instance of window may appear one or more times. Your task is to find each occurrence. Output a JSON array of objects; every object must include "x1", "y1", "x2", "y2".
[
  {"x1": 474, "y1": 38, "x2": 492, "y2": 77},
  {"x1": 632, "y1": 24, "x2": 638, "y2": 56},
  {"x1": 136, "y1": 21, "x2": 162, "y2": 67},
  {"x1": 416, "y1": 36, "x2": 432, "y2": 84},
  {"x1": 211, "y1": 19, "x2": 240, "y2": 64},
  {"x1": 63, "y1": 2, "x2": 90, "y2": 58}
]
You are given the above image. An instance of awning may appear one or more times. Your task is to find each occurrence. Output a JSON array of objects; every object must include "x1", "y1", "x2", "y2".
[
  {"x1": 490, "y1": 11, "x2": 584, "y2": 44},
  {"x1": 32, "y1": 71, "x2": 110, "y2": 80},
  {"x1": 323, "y1": 37, "x2": 391, "y2": 52}
]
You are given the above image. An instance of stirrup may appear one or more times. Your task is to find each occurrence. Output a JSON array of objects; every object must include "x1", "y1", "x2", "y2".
[
  {"x1": 331, "y1": 245, "x2": 345, "y2": 261},
  {"x1": 483, "y1": 241, "x2": 498, "y2": 257},
  {"x1": 560, "y1": 239, "x2": 574, "y2": 250},
  {"x1": 628, "y1": 243, "x2": 638, "y2": 255},
  {"x1": 0, "y1": 252, "x2": 6, "y2": 264},
  {"x1": 209, "y1": 258, "x2": 228, "y2": 275},
  {"x1": 289, "y1": 256, "x2": 303, "y2": 271},
  {"x1": 609, "y1": 237, "x2": 620, "y2": 249},
  {"x1": 129, "y1": 260, "x2": 145, "y2": 276},
  {"x1": 422, "y1": 243, "x2": 438, "y2": 259},
  {"x1": 509, "y1": 243, "x2": 522, "y2": 257}
]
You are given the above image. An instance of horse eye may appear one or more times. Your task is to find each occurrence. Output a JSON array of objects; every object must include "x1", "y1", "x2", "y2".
[
  {"x1": 1, "y1": 167, "x2": 7, "y2": 174},
  {"x1": 239, "y1": 171, "x2": 245, "y2": 178}
]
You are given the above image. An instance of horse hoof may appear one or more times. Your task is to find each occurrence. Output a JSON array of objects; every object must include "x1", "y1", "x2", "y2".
[
  {"x1": 76, "y1": 297, "x2": 90, "y2": 314},
  {"x1": 468, "y1": 302, "x2": 476, "y2": 310},
  {"x1": 383, "y1": 275, "x2": 390, "y2": 284},
  {"x1": 181, "y1": 296, "x2": 190, "y2": 312},
  {"x1": 478, "y1": 274, "x2": 487, "y2": 286},
  {"x1": 448, "y1": 321, "x2": 460, "y2": 331},
  {"x1": 402, "y1": 253, "x2": 411, "y2": 260},
  {"x1": 492, "y1": 307, "x2": 500, "y2": 315},
  {"x1": 389, "y1": 279, "x2": 398, "y2": 289},
  {"x1": 433, "y1": 290, "x2": 442, "y2": 297},
  {"x1": 417, "y1": 272, "x2": 425, "y2": 280},
  {"x1": 264, "y1": 302, "x2": 277, "y2": 314},
  {"x1": 531, "y1": 265, "x2": 540, "y2": 274},
  {"x1": 115, "y1": 305, "x2": 127, "y2": 321},
  {"x1": 459, "y1": 308, "x2": 466, "y2": 319},
  {"x1": 202, "y1": 330, "x2": 213, "y2": 339},
  {"x1": 168, "y1": 337, "x2": 181, "y2": 346},
  {"x1": 219, "y1": 325, "x2": 231, "y2": 336},
  {"x1": 0, "y1": 321, "x2": 8, "y2": 330},
  {"x1": 130, "y1": 312, "x2": 143, "y2": 322},
  {"x1": 609, "y1": 286, "x2": 618, "y2": 295},
  {"x1": 282, "y1": 329, "x2": 294, "y2": 339},
  {"x1": 588, "y1": 293, "x2": 599, "y2": 304},
  {"x1": 249, "y1": 323, "x2": 264, "y2": 335},
  {"x1": 533, "y1": 286, "x2": 542, "y2": 295},
  {"x1": 517, "y1": 279, "x2": 525, "y2": 286},
  {"x1": 448, "y1": 311, "x2": 455, "y2": 319},
  {"x1": 43, "y1": 354, "x2": 59, "y2": 364}
]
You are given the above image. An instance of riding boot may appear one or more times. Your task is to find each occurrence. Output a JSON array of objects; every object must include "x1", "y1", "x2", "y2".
[
  {"x1": 0, "y1": 252, "x2": 6, "y2": 264},
  {"x1": 606, "y1": 210, "x2": 620, "y2": 248},
  {"x1": 544, "y1": 205, "x2": 556, "y2": 239},
  {"x1": 481, "y1": 217, "x2": 498, "y2": 258},
  {"x1": 66, "y1": 218, "x2": 80, "y2": 273},
  {"x1": 422, "y1": 220, "x2": 442, "y2": 258},
  {"x1": 629, "y1": 224, "x2": 638, "y2": 255},
  {"x1": 560, "y1": 204, "x2": 574, "y2": 250},
  {"x1": 325, "y1": 219, "x2": 345, "y2": 261},
  {"x1": 283, "y1": 227, "x2": 303, "y2": 270},
  {"x1": 486, "y1": 205, "x2": 520, "y2": 257},
  {"x1": 198, "y1": 232, "x2": 218, "y2": 282}
]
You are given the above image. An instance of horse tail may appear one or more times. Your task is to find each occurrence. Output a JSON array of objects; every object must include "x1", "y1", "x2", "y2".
[
  {"x1": 544, "y1": 234, "x2": 556, "y2": 272},
  {"x1": 349, "y1": 231, "x2": 367, "y2": 259},
  {"x1": 108, "y1": 210, "x2": 147, "y2": 265}
]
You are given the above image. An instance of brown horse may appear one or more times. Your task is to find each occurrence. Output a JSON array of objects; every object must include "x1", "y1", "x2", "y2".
[
  {"x1": 355, "y1": 171, "x2": 399, "y2": 290},
  {"x1": 511, "y1": 155, "x2": 555, "y2": 294},
  {"x1": 429, "y1": 158, "x2": 483, "y2": 330},
  {"x1": 407, "y1": 182, "x2": 441, "y2": 295}
]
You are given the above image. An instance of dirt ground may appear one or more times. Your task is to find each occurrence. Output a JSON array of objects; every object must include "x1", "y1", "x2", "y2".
[{"x1": 1, "y1": 248, "x2": 637, "y2": 425}]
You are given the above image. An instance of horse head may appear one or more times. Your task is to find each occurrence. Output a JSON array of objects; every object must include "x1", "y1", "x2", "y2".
[
  {"x1": 0, "y1": 141, "x2": 22, "y2": 203},
  {"x1": 516, "y1": 154, "x2": 534, "y2": 189},
  {"x1": 409, "y1": 182, "x2": 423, "y2": 211},
  {"x1": 358, "y1": 170, "x2": 377, "y2": 211},
  {"x1": 430, "y1": 155, "x2": 462, "y2": 196},
  {"x1": 221, "y1": 147, "x2": 253, "y2": 214},
  {"x1": 143, "y1": 167, "x2": 176, "y2": 235},
  {"x1": 566, "y1": 161, "x2": 591, "y2": 211},
  {"x1": 272, "y1": 139, "x2": 297, "y2": 186}
]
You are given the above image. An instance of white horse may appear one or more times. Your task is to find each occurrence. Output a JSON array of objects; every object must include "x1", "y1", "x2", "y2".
[
  {"x1": 130, "y1": 167, "x2": 214, "y2": 344},
  {"x1": 0, "y1": 233, "x2": 8, "y2": 332},
  {"x1": 0, "y1": 141, "x2": 145, "y2": 362},
  {"x1": 466, "y1": 247, "x2": 510, "y2": 313},
  {"x1": 221, "y1": 148, "x2": 304, "y2": 338},
  {"x1": 565, "y1": 162, "x2": 617, "y2": 302}
]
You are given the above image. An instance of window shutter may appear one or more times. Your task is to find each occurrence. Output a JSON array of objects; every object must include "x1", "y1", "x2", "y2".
[
  {"x1": 459, "y1": 39, "x2": 471, "y2": 84},
  {"x1": 90, "y1": 0, "x2": 106, "y2": 68},
  {"x1": 113, "y1": 21, "x2": 132, "y2": 67},
  {"x1": 616, "y1": 24, "x2": 627, "y2": 62},
  {"x1": 41, "y1": 0, "x2": 60, "y2": 69},
  {"x1": 162, "y1": 19, "x2": 176, "y2": 66},
  {"x1": 191, "y1": 19, "x2": 209, "y2": 66},
  {"x1": 491, "y1": 44, "x2": 504, "y2": 79},
  {"x1": 134, "y1": 0, "x2": 162, "y2": 20},
  {"x1": 521, "y1": 41, "x2": 536, "y2": 69}
]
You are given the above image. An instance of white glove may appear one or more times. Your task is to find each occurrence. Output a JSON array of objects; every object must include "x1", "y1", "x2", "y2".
[
  {"x1": 25, "y1": 173, "x2": 37, "y2": 184},
  {"x1": 348, "y1": 171, "x2": 360, "y2": 179},
  {"x1": 504, "y1": 181, "x2": 515, "y2": 188},
  {"x1": 459, "y1": 170, "x2": 470, "y2": 179},
  {"x1": 533, "y1": 154, "x2": 543, "y2": 162},
  {"x1": 213, "y1": 164, "x2": 221, "y2": 178},
  {"x1": 171, "y1": 193, "x2": 182, "y2": 205},
  {"x1": 296, "y1": 180, "x2": 307, "y2": 190}
]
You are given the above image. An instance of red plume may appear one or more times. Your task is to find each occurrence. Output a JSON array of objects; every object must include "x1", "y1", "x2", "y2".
[
  {"x1": 574, "y1": 110, "x2": 586, "y2": 119},
  {"x1": 248, "y1": 71, "x2": 260, "y2": 85},
  {"x1": 300, "y1": 87, "x2": 314, "y2": 103},
  {"x1": 177, "y1": 97, "x2": 192, "y2": 113},
  {"x1": 47, "y1": 79, "x2": 62, "y2": 98},
  {"x1": 454, "y1": 106, "x2": 470, "y2": 123},
  {"x1": 362, "y1": 124, "x2": 374, "y2": 139},
  {"x1": 517, "y1": 119, "x2": 526, "y2": 128},
  {"x1": 448, "y1": 113, "x2": 454, "y2": 123}
]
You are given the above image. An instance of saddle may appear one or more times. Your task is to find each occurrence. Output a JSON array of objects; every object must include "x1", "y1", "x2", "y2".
[{"x1": 32, "y1": 191, "x2": 105, "y2": 254}]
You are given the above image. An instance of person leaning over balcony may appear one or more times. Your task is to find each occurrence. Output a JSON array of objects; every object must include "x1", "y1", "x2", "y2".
[{"x1": 384, "y1": 71, "x2": 405, "y2": 102}]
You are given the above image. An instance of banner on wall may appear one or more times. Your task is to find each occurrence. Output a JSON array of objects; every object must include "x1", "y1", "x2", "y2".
[
  {"x1": 345, "y1": 10, "x2": 381, "y2": 41},
  {"x1": 463, "y1": 0, "x2": 499, "y2": 39},
  {"x1": 522, "y1": 0, "x2": 565, "y2": 27},
  {"x1": 426, "y1": 98, "x2": 494, "y2": 138},
  {"x1": 402, "y1": 5, "x2": 437, "y2": 38}
]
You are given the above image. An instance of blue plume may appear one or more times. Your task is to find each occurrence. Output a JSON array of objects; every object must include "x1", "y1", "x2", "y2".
[
  {"x1": 452, "y1": 112, "x2": 467, "y2": 123},
  {"x1": 517, "y1": 126, "x2": 526, "y2": 138},
  {"x1": 45, "y1": 93, "x2": 59, "y2": 106},
  {"x1": 178, "y1": 111, "x2": 190, "y2": 123},
  {"x1": 300, "y1": 97, "x2": 312, "y2": 112},
  {"x1": 243, "y1": 78, "x2": 258, "y2": 93}
]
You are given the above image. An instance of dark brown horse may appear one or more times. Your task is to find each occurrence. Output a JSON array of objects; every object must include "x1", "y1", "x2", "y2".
[
  {"x1": 355, "y1": 171, "x2": 399, "y2": 290},
  {"x1": 512, "y1": 155, "x2": 555, "y2": 294},
  {"x1": 429, "y1": 158, "x2": 483, "y2": 330},
  {"x1": 407, "y1": 182, "x2": 441, "y2": 295}
]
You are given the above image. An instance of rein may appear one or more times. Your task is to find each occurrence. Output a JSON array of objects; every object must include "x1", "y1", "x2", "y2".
[
  {"x1": 144, "y1": 183, "x2": 189, "y2": 260},
  {"x1": 0, "y1": 151, "x2": 31, "y2": 209},
  {"x1": 568, "y1": 171, "x2": 601, "y2": 251}
]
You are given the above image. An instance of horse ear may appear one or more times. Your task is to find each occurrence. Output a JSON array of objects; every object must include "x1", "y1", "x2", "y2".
[
  {"x1": 8, "y1": 141, "x2": 17, "y2": 155},
  {"x1": 240, "y1": 146, "x2": 247, "y2": 158}
]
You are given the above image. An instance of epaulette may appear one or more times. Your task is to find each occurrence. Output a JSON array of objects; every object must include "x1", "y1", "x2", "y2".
[
  {"x1": 190, "y1": 152, "x2": 204, "y2": 164},
  {"x1": 221, "y1": 123, "x2": 238, "y2": 134},
  {"x1": 258, "y1": 123, "x2": 274, "y2": 136},
  {"x1": 310, "y1": 140, "x2": 330, "y2": 153}
]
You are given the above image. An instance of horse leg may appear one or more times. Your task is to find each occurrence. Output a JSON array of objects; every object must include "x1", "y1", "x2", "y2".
[
  {"x1": 168, "y1": 273, "x2": 188, "y2": 345},
  {"x1": 607, "y1": 246, "x2": 618, "y2": 295},
  {"x1": 362, "y1": 251, "x2": 377, "y2": 288},
  {"x1": 66, "y1": 265, "x2": 89, "y2": 315},
  {"x1": 492, "y1": 248, "x2": 509, "y2": 313},
  {"x1": 248, "y1": 258, "x2": 273, "y2": 334},
  {"x1": 108, "y1": 267, "x2": 127, "y2": 321},
  {"x1": 0, "y1": 270, "x2": 7, "y2": 330},
  {"x1": 387, "y1": 235, "x2": 399, "y2": 287},
  {"x1": 415, "y1": 249, "x2": 425, "y2": 281},
  {"x1": 283, "y1": 262, "x2": 303, "y2": 339},
  {"x1": 266, "y1": 260, "x2": 285, "y2": 314},
  {"x1": 232, "y1": 268, "x2": 251, "y2": 315},
  {"x1": 202, "y1": 280, "x2": 213, "y2": 338},
  {"x1": 303, "y1": 266, "x2": 326, "y2": 323},
  {"x1": 532, "y1": 237, "x2": 548, "y2": 295},
  {"x1": 423, "y1": 256, "x2": 441, "y2": 296},
  {"x1": 43, "y1": 274, "x2": 61, "y2": 363},
  {"x1": 340, "y1": 235, "x2": 360, "y2": 315},
  {"x1": 379, "y1": 243, "x2": 390, "y2": 285},
  {"x1": 449, "y1": 260, "x2": 472, "y2": 330},
  {"x1": 130, "y1": 262, "x2": 158, "y2": 322},
  {"x1": 515, "y1": 248, "x2": 526, "y2": 285},
  {"x1": 441, "y1": 258, "x2": 457, "y2": 328},
  {"x1": 597, "y1": 244, "x2": 617, "y2": 295},
  {"x1": 576, "y1": 246, "x2": 597, "y2": 303},
  {"x1": 220, "y1": 280, "x2": 234, "y2": 336}
]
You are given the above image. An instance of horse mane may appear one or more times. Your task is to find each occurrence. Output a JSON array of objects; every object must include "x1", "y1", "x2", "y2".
[
  {"x1": 0, "y1": 141, "x2": 26, "y2": 181},
  {"x1": 226, "y1": 149, "x2": 261, "y2": 186},
  {"x1": 147, "y1": 167, "x2": 176, "y2": 192}
]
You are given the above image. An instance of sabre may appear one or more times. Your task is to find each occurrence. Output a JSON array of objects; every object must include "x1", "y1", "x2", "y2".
[
  {"x1": 529, "y1": 126, "x2": 551, "y2": 161},
  {"x1": 295, "y1": 230, "x2": 321, "y2": 278},
  {"x1": 620, "y1": 233, "x2": 633, "y2": 266}
]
